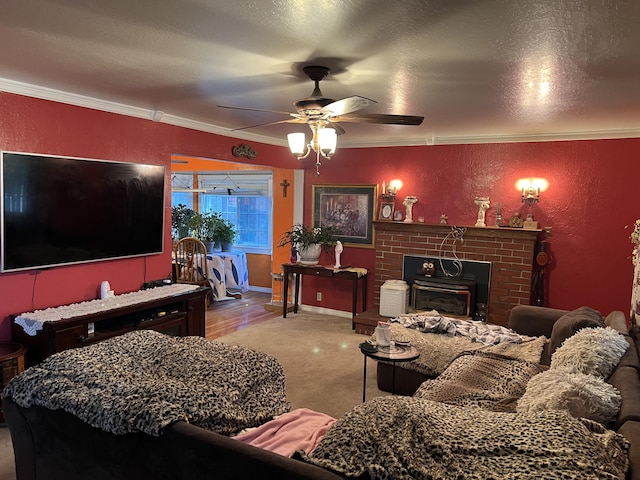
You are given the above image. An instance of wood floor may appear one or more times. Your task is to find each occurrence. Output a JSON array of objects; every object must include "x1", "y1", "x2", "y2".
[{"x1": 205, "y1": 290, "x2": 281, "y2": 339}]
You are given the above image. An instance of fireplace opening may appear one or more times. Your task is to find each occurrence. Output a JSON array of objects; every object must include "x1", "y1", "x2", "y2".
[
  {"x1": 403, "y1": 256, "x2": 491, "y2": 319},
  {"x1": 412, "y1": 278, "x2": 476, "y2": 317}
]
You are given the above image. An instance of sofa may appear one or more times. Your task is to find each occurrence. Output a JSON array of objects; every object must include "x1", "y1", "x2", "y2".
[
  {"x1": 3, "y1": 329, "x2": 347, "y2": 480},
  {"x1": 376, "y1": 305, "x2": 640, "y2": 479},
  {"x1": 4, "y1": 306, "x2": 640, "y2": 479},
  {"x1": 3, "y1": 399, "x2": 345, "y2": 480}
]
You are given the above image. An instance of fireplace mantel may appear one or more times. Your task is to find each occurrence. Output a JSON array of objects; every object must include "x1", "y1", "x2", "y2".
[
  {"x1": 373, "y1": 220, "x2": 541, "y2": 240},
  {"x1": 372, "y1": 220, "x2": 542, "y2": 327}
]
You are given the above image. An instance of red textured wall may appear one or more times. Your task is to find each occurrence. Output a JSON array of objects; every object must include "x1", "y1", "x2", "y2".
[
  {"x1": 300, "y1": 140, "x2": 639, "y2": 319},
  {"x1": 1, "y1": 91, "x2": 638, "y2": 340},
  {"x1": 0, "y1": 92, "x2": 296, "y2": 340}
]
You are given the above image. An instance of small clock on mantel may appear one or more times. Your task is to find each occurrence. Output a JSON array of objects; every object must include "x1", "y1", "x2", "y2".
[{"x1": 379, "y1": 202, "x2": 394, "y2": 220}]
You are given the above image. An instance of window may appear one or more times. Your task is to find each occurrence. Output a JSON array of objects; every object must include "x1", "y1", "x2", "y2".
[
  {"x1": 170, "y1": 174, "x2": 195, "y2": 210},
  {"x1": 171, "y1": 172, "x2": 273, "y2": 254}
]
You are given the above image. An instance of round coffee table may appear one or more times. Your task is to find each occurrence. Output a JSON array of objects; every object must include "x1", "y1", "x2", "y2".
[{"x1": 359, "y1": 343, "x2": 419, "y2": 402}]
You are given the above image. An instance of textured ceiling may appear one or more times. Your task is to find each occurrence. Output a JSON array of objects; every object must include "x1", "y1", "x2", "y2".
[{"x1": 1, "y1": 0, "x2": 640, "y2": 148}]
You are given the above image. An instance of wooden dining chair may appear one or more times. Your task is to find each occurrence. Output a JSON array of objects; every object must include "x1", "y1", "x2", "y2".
[{"x1": 173, "y1": 237, "x2": 213, "y2": 305}]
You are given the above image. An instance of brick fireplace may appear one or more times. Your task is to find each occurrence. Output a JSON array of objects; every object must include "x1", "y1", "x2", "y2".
[{"x1": 370, "y1": 221, "x2": 541, "y2": 328}]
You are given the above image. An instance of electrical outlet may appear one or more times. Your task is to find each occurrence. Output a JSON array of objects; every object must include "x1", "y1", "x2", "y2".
[{"x1": 316, "y1": 291, "x2": 322, "y2": 301}]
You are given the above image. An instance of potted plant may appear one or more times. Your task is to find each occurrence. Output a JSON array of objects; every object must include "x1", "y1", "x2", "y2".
[
  {"x1": 277, "y1": 223, "x2": 341, "y2": 265},
  {"x1": 171, "y1": 204, "x2": 197, "y2": 240},
  {"x1": 200, "y1": 212, "x2": 224, "y2": 252},
  {"x1": 215, "y1": 218, "x2": 238, "y2": 252},
  {"x1": 186, "y1": 212, "x2": 205, "y2": 239}
]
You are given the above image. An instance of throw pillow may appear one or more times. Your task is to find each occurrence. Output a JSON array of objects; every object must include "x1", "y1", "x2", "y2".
[
  {"x1": 548, "y1": 306, "x2": 605, "y2": 356},
  {"x1": 551, "y1": 326, "x2": 629, "y2": 379},
  {"x1": 517, "y1": 367, "x2": 622, "y2": 425}
]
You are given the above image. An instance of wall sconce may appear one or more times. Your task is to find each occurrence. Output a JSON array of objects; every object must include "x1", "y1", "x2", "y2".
[
  {"x1": 516, "y1": 178, "x2": 548, "y2": 206},
  {"x1": 381, "y1": 179, "x2": 403, "y2": 200},
  {"x1": 287, "y1": 122, "x2": 337, "y2": 176}
]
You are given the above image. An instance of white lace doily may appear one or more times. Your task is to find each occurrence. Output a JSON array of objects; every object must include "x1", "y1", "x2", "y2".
[{"x1": 15, "y1": 284, "x2": 201, "y2": 336}]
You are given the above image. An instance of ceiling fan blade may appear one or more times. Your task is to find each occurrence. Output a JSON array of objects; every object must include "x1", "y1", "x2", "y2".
[
  {"x1": 218, "y1": 104, "x2": 295, "y2": 116},
  {"x1": 331, "y1": 113, "x2": 424, "y2": 126},
  {"x1": 325, "y1": 120, "x2": 346, "y2": 135},
  {"x1": 321, "y1": 95, "x2": 377, "y2": 116},
  {"x1": 231, "y1": 117, "x2": 307, "y2": 131}
]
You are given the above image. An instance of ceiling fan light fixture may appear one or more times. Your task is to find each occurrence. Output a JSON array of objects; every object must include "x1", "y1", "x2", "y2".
[
  {"x1": 287, "y1": 132, "x2": 307, "y2": 157},
  {"x1": 318, "y1": 127, "x2": 337, "y2": 157}
]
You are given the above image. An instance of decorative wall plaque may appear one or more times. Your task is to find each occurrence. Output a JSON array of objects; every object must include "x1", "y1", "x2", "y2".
[{"x1": 232, "y1": 144, "x2": 257, "y2": 159}]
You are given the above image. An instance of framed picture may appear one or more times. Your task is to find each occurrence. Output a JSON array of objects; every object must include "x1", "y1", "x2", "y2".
[
  {"x1": 312, "y1": 184, "x2": 378, "y2": 247},
  {"x1": 379, "y1": 201, "x2": 394, "y2": 221}
]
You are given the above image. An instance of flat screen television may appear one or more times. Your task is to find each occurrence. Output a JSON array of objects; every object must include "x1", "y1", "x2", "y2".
[{"x1": 1, "y1": 151, "x2": 165, "y2": 272}]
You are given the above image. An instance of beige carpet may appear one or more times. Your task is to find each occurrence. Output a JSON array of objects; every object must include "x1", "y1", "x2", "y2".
[
  {"x1": 0, "y1": 426, "x2": 15, "y2": 480},
  {"x1": 216, "y1": 311, "x2": 390, "y2": 419}
]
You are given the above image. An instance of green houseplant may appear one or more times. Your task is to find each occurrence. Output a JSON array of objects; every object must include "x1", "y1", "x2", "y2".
[
  {"x1": 171, "y1": 204, "x2": 197, "y2": 240},
  {"x1": 277, "y1": 223, "x2": 340, "y2": 264},
  {"x1": 215, "y1": 217, "x2": 238, "y2": 251},
  {"x1": 188, "y1": 212, "x2": 237, "y2": 252},
  {"x1": 172, "y1": 207, "x2": 238, "y2": 252},
  {"x1": 200, "y1": 212, "x2": 222, "y2": 242}
]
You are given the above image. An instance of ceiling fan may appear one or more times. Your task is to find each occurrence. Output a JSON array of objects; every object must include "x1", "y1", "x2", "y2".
[
  {"x1": 219, "y1": 65, "x2": 424, "y2": 132},
  {"x1": 218, "y1": 65, "x2": 424, "y2": 174}
]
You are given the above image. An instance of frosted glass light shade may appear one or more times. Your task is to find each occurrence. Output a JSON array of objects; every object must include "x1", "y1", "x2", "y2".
[
  {"x1": 287, "y1": 132, "x2": 306, "y2": 156},
  {"x1": 318, "y1": 127, "x2": 337, "y2": 155}
]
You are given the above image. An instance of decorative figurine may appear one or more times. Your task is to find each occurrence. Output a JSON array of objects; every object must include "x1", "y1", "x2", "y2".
[
  {"x1": 509, "y1": 212, "x2": 524, "y2": 228},
  {"x1": 474, "y1": 197, "x2": 490, "y2": 227},
  {"x1": 290, "y1": 244, "x2": 298, "y2": 264},
  {"x1": 421, "y1": 261, "x2": 436, "y2": 276},
  {"x1": 403, "y1": 196, "x2": 418, "y2": 223},
  {"x1": 440, "y1": 214, "x2": 448, "y2": 225},
  {"x1": 523, "y1": 213, "x2": 539, "y2": 230},
  {"x1": 334, "y1": 240, "x2": 343, "y2": 269}
]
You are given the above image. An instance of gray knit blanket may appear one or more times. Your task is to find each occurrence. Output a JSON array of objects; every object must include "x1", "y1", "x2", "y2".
[
  {"x1": 381, "y1": 322, "x2": 546, "y2": 377},
  {"x1": 296, "y1": 396, "x2": 629, "y2": 479},
  {"x1": 2, "y1": 330, "x2": 290, "y2": 436},
  {"x1": 397, "y1": 313, "x2": 532, "y2": 345}
]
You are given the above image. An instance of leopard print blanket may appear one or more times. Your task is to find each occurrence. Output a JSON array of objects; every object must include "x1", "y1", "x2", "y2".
[
  {"x1": 295, "y1": 396, "x2": 629, "y2": 479},
  {"x1": 2, "y1": 330, "x2": 290, "y2": 436}
]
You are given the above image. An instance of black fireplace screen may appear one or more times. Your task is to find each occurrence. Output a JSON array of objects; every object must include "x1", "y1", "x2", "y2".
[{"x1": 403, "y1": 255, "x2": 491, "y2": 317}]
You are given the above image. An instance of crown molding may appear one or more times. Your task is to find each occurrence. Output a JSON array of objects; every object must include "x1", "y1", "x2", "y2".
[
  {"x1": 0, "y1": 78, "x2": 285, "y2": 147},
  {"x1": 2, "y1": 77, "x2": 639, "y2": 149}
]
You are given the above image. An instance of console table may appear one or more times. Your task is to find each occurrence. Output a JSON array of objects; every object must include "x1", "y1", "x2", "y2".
[
  {"x1": 281, "y1": 263, "x2": 367, "y2": 327},
  {"x1": 11, "y1": 284, "x2": 209, "y2": 366}
]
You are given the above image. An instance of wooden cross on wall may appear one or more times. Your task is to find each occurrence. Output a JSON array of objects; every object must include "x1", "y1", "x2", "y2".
[{"x1": 280, "y1": 179, "x2": 290, "y2": 197}]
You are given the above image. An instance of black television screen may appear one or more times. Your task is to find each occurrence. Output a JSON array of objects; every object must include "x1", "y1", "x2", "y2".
[{"x1": 1, "y1": 151, "x2": 165, "y2": 272}]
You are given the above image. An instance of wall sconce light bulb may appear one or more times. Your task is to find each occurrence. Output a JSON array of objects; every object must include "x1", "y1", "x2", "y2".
[{"x1": 517, "y1": 178, "x2": 546, "y2": 206}]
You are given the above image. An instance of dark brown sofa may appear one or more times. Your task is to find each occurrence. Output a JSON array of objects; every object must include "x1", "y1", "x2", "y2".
[
  {"x1": 3, "y1": 397, "x2": 344, "y2": 480},
  {"x1": 6, "y1": 305, "x2": 640, "y2": 479},
  {"x1": 377, "y1": 305, "x2": 640, "y2": 479}
]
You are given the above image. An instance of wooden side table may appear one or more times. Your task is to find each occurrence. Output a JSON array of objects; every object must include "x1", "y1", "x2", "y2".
[
  {"x1": 281, "y1": 263, "x2": 368, "y2": 327},
  {"x1": 0, "y1": 342, "x2": 27, "y2": 423}
]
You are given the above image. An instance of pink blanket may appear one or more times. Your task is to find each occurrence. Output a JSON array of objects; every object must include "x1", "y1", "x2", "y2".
[{"x1": 233, "y1": 408, "x2": 336, "y2": 457}]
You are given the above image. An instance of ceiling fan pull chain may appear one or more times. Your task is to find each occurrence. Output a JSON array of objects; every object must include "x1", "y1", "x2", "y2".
[{"x1": 315, "y1": 150, "x2": 322, "y2": 176}]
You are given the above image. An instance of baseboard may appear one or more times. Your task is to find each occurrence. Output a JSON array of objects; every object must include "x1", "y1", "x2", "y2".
[{"x1": 298, "y1": 304, "x2": 352, "y2": 319}]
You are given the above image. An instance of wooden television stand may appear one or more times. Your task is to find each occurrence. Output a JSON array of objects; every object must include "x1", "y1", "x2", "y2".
[{"x1": 11, "y1": 285, "x2": 209, "y2": 366}]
